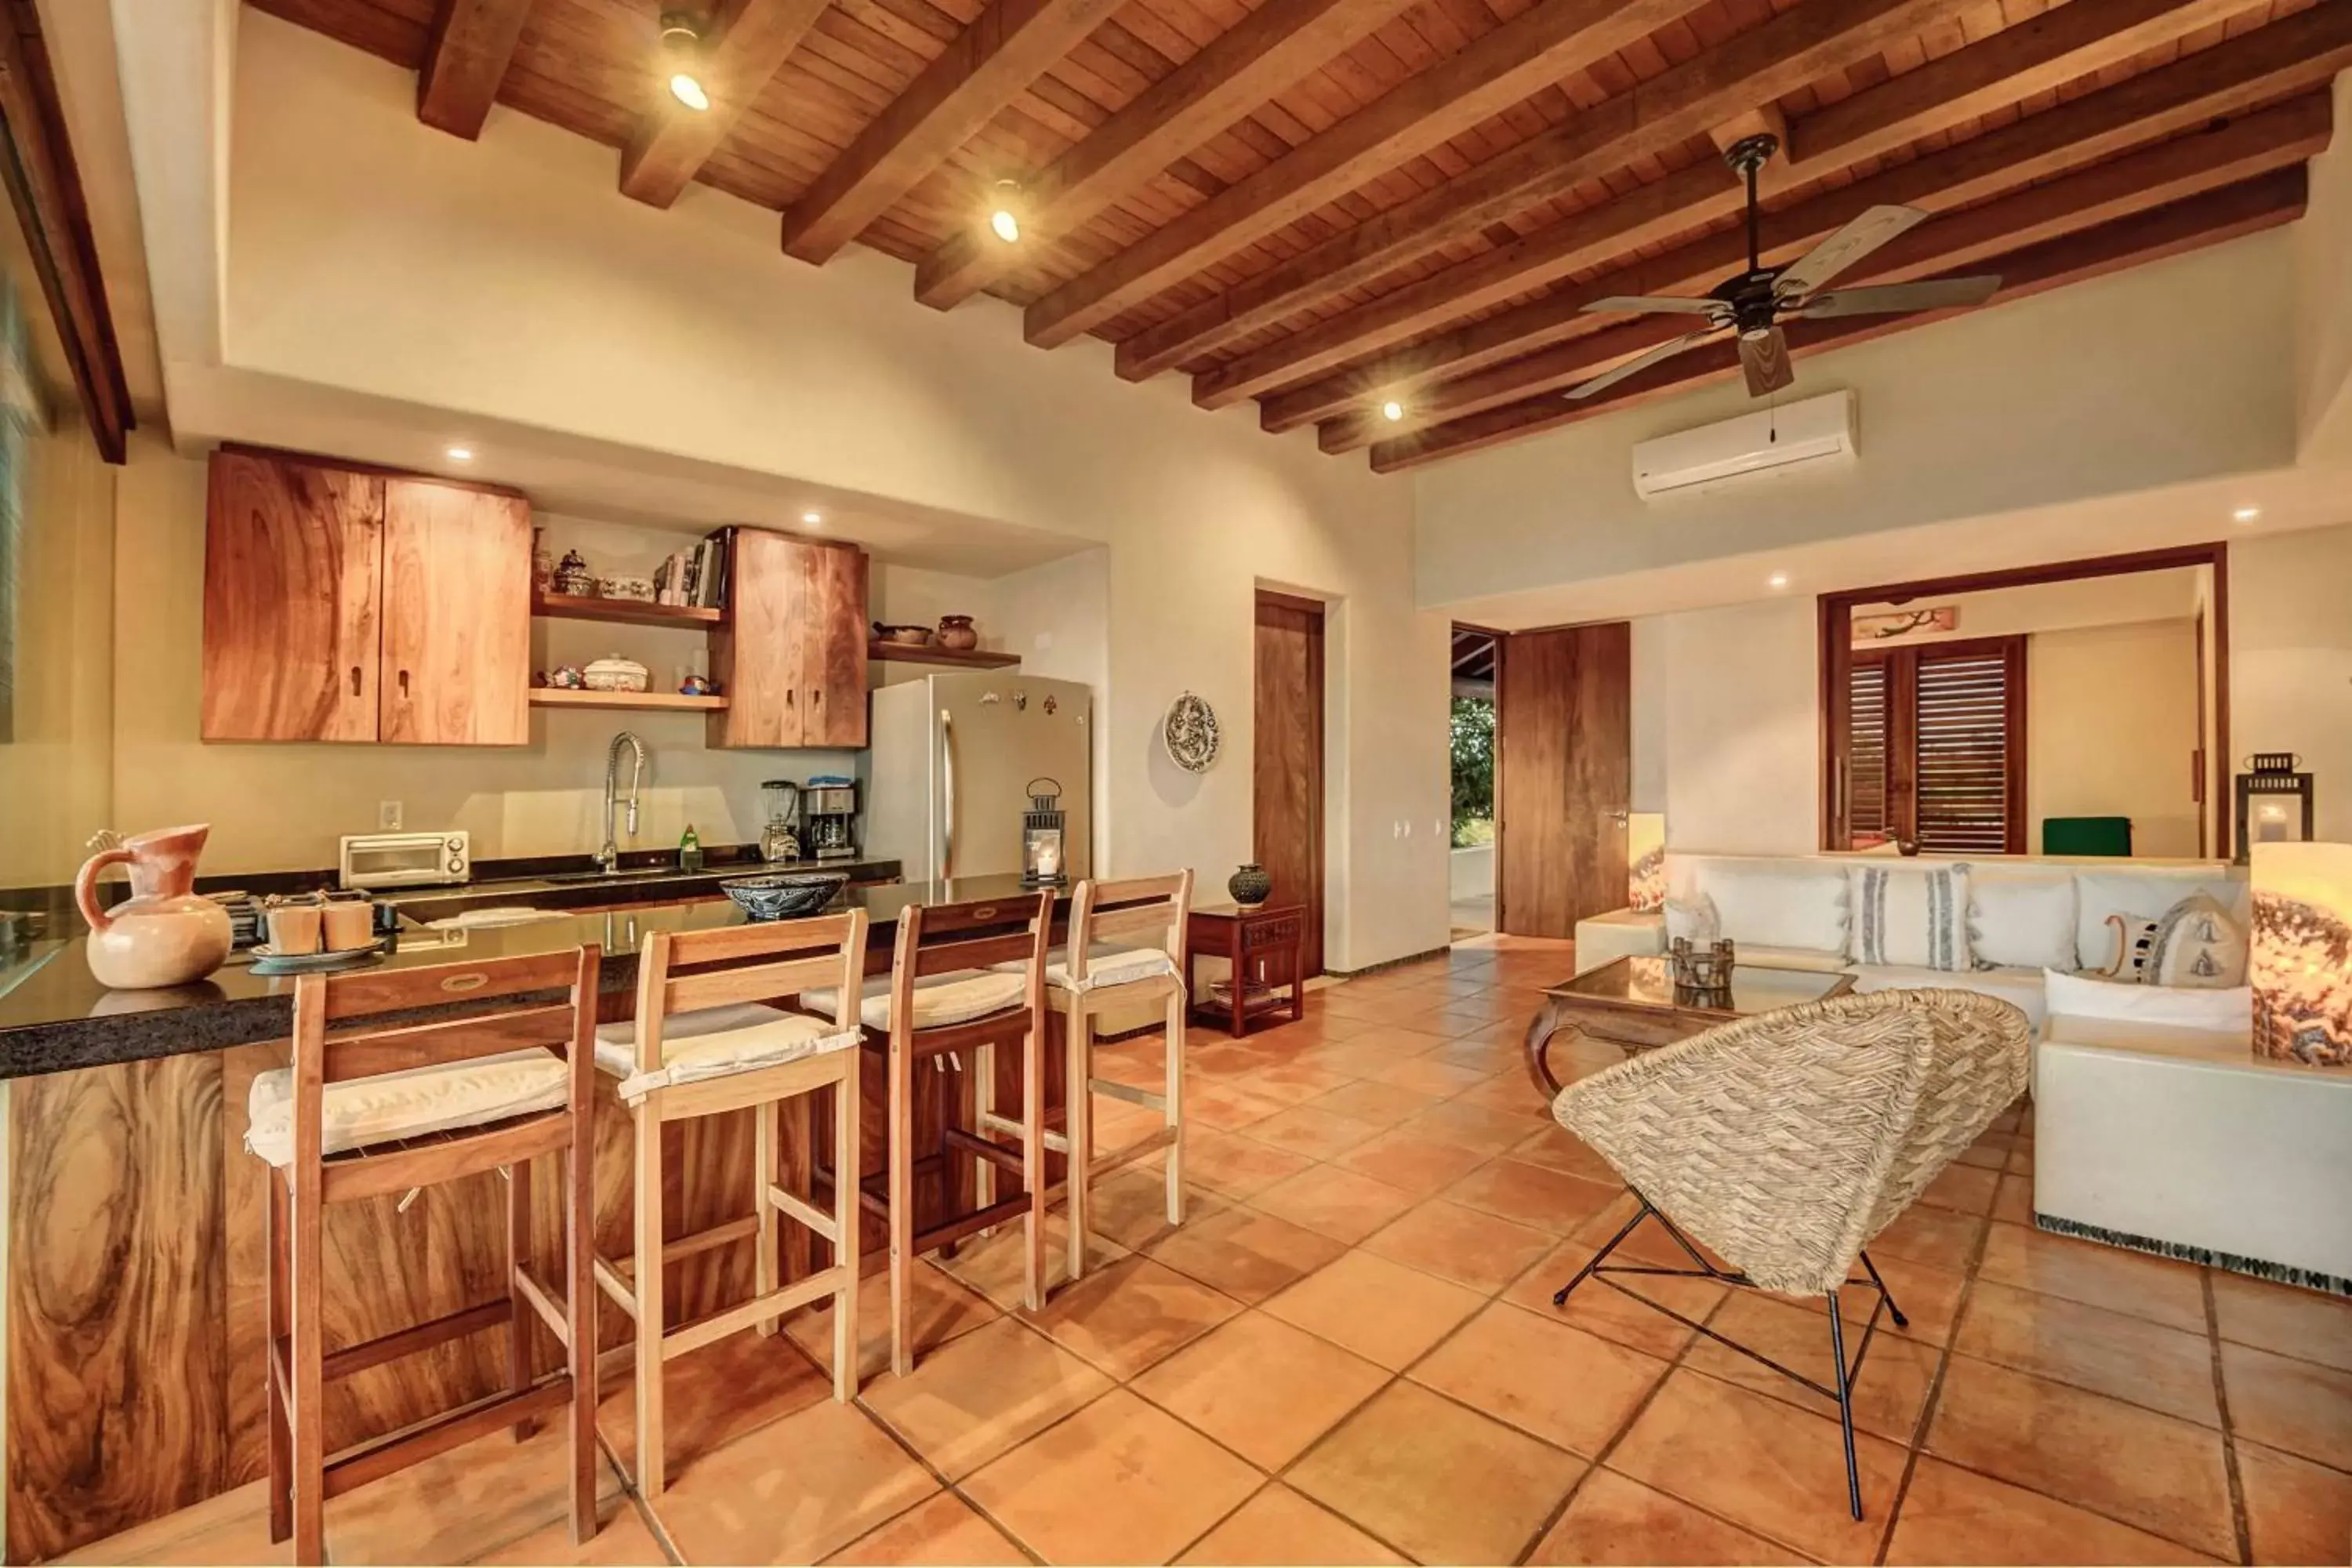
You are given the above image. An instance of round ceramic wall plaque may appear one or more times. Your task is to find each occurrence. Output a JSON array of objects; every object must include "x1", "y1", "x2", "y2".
[{"x1": 1162, "y1": 691, "x2": 1221, "y2": 774}]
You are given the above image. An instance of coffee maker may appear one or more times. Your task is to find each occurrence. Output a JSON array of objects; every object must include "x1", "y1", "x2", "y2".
[{"x1": 802, "y1": 779, "x2": 860, "y2": 862}]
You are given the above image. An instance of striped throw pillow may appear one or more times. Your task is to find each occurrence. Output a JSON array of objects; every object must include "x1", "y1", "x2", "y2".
[{"x1": 1848, "y1": 866, "x2": 1973, "y2": 971}]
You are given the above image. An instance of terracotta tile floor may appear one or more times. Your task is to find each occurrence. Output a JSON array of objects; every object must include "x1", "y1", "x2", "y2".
[{"x1": 60, "y1": 938, "x2": 2352, "y2": 1566}]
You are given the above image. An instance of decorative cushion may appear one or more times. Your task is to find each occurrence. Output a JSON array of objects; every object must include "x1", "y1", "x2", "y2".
[
  {"x1": 1969, "y1": 873, "x2": 2078, "y2": 972},
  {"x1": 2045, "y1": 968, "x2": 2253, "y2": 1033},
  {"x1": 2099, "y1": 914, "x2": 2163, "y2": 979},
  {"x1": 1664, "y1": 894, "x2": 1720, "y2": 946},
  {"x1": 246, "y1": 1047, "x2": 568, "y2": 1167},
  {"x1": 994, "y1": 944, "x2": 1178, "y2": 993},
  {"x1": 2073, "y1": 871, "x2": 2246, "y2": 972},
  {"x1": 1847, "y1": 865, "x2": 1972, "y2": 971},
  {"x1": 595, "y1": 1003, "x2": 859, "y2": 1104},
  {"x1": 1693, "y1": 862, "x2": 1848, "y2": 953},
  {"x1": 2145, "y1": 892, "x2": 2249, "y2": 988},
  {"x1": 803, "y1": 969, "x2": 1029, "y2": 1032}
]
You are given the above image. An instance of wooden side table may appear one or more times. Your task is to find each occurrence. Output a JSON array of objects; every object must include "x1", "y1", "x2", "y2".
[{"x1": 1185, "y1": 903, "x2": 1307, "y2": 1036}]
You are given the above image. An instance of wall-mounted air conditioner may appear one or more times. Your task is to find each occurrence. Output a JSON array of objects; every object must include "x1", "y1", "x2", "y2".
[{"x1": 1632, "y1": 388, "x2": 1856, "y2": 499}]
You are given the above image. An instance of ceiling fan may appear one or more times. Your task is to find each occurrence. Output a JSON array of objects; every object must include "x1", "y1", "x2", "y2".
[{"x1": 1564, "y1": 132, "x2": 2003, "y2": 402}]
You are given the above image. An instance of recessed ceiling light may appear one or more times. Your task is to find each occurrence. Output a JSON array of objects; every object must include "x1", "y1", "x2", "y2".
[
  {"x1": 445, "y1": 445, "x2": 474, "y2": 462},
  {"x1": 659, "y1": 12, "x2": 710, "y2": 111},
  {"x1": 1768, "y1": 572, "x2": 1790, "y2": 589},
  {"x1": 989, "y1": 180, "x2": 1025, "y2": 244},
  {"x1": 1380, "y1": 399, "x2": 1405, "y2": 423},
  {"x1": 802, "y1": 510, "x2": 822, "y2": 524},
  {"x1": 669, "y1": 73, "x2": 710, "y2": 111},
  {"x1": 2232, "y1": 506, "x2": 2261, "y2": 524}
]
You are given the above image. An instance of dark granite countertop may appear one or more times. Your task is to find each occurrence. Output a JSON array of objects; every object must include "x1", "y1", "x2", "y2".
[{"x1": 0, "y1": 871, "x2": 1049, "y2": 1083}]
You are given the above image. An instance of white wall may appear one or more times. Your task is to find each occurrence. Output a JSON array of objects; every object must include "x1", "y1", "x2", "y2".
[
  {"x1": 2027, "y1": 619, "x2": 2201, "y2": 858},
  {"x1": 1655, "y1": 596, "x2": 1819, "y2": 855},
  {"x1": 2296, "y1": 72, "x2": 2352, "y2": 465},
  {"x1": 110, "y1": 11, "x2": 1450, "y2": 965},
  {"x1": 2231, "y1": 522, "x2": 2352, "y2": 844},
  {"x1": 1851, "y1": 568, "x2": 2201, "y2": 647}
]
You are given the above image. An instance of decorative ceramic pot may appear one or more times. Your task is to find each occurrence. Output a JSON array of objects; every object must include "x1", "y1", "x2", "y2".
[
  {"x1": 936, "y1": 615, "x2": 979, "y2": 651},
  {"x1": 1228, "y1": 863, "x2": 1272, "y2": 909},
  {"x1": 584, "y1": 654, "x2": 650, "y2": 693},
  {"x1": 74, "y1": 824, "x2": 234, "y2": 989},
  {"x1": 554, "y1": 549, "x2": 594, "y2": 597},
  {"x1": 598, "y1": 575, "x2": 655, "y2": 602}
]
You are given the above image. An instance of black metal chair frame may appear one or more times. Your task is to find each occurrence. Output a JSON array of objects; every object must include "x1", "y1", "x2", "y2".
[{"x1": 1552, "y1": 1190, "x2": 1907, "y2": 1521}]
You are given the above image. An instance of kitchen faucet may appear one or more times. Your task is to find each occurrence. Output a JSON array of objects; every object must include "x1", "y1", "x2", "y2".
[{"x1": 597, "y1": 731, "x2": 648, "y2": 874}]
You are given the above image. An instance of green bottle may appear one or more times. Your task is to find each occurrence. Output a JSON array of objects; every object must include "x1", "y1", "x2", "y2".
[{"x1": 679, "y1": 823, "x2": 703, "y2": 874}]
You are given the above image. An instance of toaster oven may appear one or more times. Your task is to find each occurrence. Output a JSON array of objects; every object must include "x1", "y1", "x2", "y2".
[{"x1": 339, "y1": 831, "x2": 471, "y2": 890}]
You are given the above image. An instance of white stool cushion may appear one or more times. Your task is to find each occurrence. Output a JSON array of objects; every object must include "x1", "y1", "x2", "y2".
[
  {"x1": 594, "y1": 1003, "x2": 860, "y2": 1104},
  {"x1": 245, "y1": 1047, "x2": 568, "y2": 1167},
  {"x1": 804, "y1": 969, "x2": 1029, "y2": 1031},
  {"x1": 995, "y1": 944, "x2": 1178, "y2": 993}
]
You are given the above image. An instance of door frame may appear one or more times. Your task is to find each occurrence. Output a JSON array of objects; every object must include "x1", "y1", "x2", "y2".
[{"x1": 1818, "y1": 541, "x2": 2230, "y2": 855}]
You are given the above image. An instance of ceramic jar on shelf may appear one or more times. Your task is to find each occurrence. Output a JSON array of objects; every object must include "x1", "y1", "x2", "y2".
[{"x1": 936, "y1": 615, "x2": 979, "y2": 651}]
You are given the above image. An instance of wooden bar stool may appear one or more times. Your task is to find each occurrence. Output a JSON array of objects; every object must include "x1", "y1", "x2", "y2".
[
  {"x1": 810, "y1": 891, "x2": 1052, "y2": 1374},
  {"x1": 1023, "y1": 873, "x2": 1193, "y2": 1282},
  {"x1": 594, "y1": 909, "x2": 869, "y2": 1499},
  {"x1": 252, "y1": 948, "x2": 602, "y2": 1566}
]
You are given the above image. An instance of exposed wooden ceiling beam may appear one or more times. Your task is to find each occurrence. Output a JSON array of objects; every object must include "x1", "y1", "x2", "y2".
[
  {"x1": 1190, "y1": 158, "x2": 1744, "y2": 411},
  {"x1": 1329, "y1": 96, "x2": 2327, "y2": 454},
  {"x1": 911, "y1": 0, "x2": 1410, "y2": 310},
  {"x1": 1789, "y1": 0, "x2": 2252, "y2": 171},
  {"x1": 781, "y1": 0, "x2": 1128, "y2": 265},
  {"x1": 0, "y1": 0, "x2": 133, "y2": 460},
  {"x1": 416, "y1": 0, "x2": 532, "y2": 140},
  {"x1": 1112, "y1": 0, "x2": 1953, "y2": 384},
  {"x1": 1018, "y1": 0, "x2": 1700, "y2": 348},
  {"x1": 621, "y1": 0, "x2": 833, "y2": 209},
  {"x1": 1368, "y1": 169, "x2": 2308, "y2": 473},
  {"x1": 1274, "y1": 5, "x2": 2352, "y2": 441}
]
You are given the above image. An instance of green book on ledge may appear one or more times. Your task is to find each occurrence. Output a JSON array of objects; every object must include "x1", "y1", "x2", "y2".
[{"x1": 2043, "y1": 816, "x2": 2132, "y2": 856}]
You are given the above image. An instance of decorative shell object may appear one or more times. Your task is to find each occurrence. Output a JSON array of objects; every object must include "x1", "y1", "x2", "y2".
[
  {"x1": 1162, "y1": 691, "x2": 1221, "y2": 773},
  {"x1": 583, "y1": 654, "x2": 650, "y2": 693}
]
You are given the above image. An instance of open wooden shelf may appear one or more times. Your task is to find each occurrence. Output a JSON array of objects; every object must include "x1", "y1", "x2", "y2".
[
  {"x1": 867, "y1": 640, "x2": 1019, "y2": 670},
  {"x1": 532, "y1": 591, "x2": 721, "y2": 628},
  {"x1": 528, "y1": 688, "x2": 728, "y2": 713}
]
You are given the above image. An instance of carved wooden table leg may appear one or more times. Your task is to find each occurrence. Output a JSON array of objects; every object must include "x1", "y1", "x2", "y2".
[{"x1": 1524, "y1": 996, "x2": 1570, "y2": 1102}]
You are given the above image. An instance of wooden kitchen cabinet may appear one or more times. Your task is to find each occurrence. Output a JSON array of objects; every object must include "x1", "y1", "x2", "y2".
[
  {"x1": 201, "y1": 452, "x2": 384, "y2": 741},
  {"x1": 201, "y1": 449, "x2": 530, "y2": 745},
  {"x1": 379, "y1": 481, "x2": 532, "y2": 744},
  {"x1": 708, "y1": 528, "x2": 868, "y2": 750}
]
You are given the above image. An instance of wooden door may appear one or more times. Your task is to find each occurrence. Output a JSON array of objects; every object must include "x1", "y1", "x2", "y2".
[
  {"x1": 1495, "y1": 622, "x2": 1631, "y2": 938},
  {"x1": 1253, "y1": 591, "x2": 1325, "y2": 976},
  {"x1": 710, "y1": 528, "x2": 808, "y2": 748},
  {"x1": 201, "y1": 452, "x2": 383, "y2": 741},
  {"x1": 800, "y1": 543, "x2": 869, "y2": 748},
  {"x1": 378, "y1": 480, "x2": 532, "y2": 745}
]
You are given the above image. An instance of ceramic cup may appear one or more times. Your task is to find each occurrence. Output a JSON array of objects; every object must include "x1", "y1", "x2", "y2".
[
  {"x1": 321, "y1": 902, "x2": 375, "y2": 953},
  {"x1": 267, "y1": 904, "x2": 322, "y2": 955}
]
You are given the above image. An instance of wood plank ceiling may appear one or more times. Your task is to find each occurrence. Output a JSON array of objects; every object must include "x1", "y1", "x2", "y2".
[{"x1": 256, "y1": 0, "x2": 2346, "y2": 471}]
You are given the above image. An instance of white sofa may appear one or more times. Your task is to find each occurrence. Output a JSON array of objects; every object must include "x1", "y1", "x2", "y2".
[{"x1": 1575, "y1": 851, "x2": 2351, "y2": 1294}]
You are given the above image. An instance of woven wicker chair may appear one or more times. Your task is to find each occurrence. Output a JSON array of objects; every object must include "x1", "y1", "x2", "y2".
[{"x1": 1552, "y1": 988, "x2": 2031, "y2": 1519}]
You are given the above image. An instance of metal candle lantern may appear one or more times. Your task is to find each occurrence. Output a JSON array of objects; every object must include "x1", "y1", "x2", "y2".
[
  {"x1": 2234, "y1": 752, "x2": 2315, "y2": 864},
  {"x1": 1668, "y1": 936, "x2": 1737, "y2": 1007},
  {"x1": 1021, "y1": 777, "x2": 1068, "y2": 888}
]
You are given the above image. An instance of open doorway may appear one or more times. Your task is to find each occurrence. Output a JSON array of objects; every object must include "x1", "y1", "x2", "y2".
[
  {"x1": 1821, "y1": 545, "x2": 2228, "y2": 858},
  {"x1": 1449, "y1": 626, "x2": 1497, "y2": 938}
]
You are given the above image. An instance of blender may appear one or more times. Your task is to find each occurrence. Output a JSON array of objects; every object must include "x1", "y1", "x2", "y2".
[{"x1": 759, "y1": 779, "x2": 803, "y2": 862}]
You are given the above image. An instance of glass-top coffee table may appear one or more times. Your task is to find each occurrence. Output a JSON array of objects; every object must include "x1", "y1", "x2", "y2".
[{"x1": 1523, "y1": 955, "x2": 1856, "y2": 1098}]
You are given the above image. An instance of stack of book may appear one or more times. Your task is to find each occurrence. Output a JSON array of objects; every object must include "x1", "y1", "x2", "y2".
[{"x1": 655, "y1": 528, "x2": 733, "y2": 609}]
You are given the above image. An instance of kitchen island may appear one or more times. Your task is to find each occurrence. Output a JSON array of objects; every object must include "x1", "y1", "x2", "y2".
[{"x1": 0, "y1": 874, "x2": 1079, "y2": 1561}]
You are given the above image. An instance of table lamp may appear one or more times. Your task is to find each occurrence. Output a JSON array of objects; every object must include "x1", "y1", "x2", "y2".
[{"x1": 2249, "y1": 841, "x2": 2352, "y2": 1067}]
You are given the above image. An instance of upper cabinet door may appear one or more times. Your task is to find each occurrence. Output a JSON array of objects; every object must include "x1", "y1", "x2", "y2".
[
  {"x1": 802, "y1": 543, "x2": 869, "y2": 749},
  {"x1": 378, "y1": 480, "x2": 532, "y2": 746},
  {"x1": 202, "y1": 452, "x2": 384, "y2": 742},
  {"x1": 710, "y1": 527, "x2": 809, "y2": 748}
]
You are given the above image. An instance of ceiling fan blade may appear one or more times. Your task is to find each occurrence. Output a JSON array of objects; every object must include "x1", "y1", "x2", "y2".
[
  {"x1": 1581, "y1": 294, "x2": 1730, "y2": 318},
  {"x1": 1739, "y1": 328, "x2": 1794, "y2": 398},
  {"x1": 1773, "y1": 205, "x2": 1927, "y2": 299},
  {"x1": 1797, "y1": 274, "x2": 2002, "y2": 318},
  {"x1": 1563, "y1": 328, "x2": 1724, "y2": 401}
]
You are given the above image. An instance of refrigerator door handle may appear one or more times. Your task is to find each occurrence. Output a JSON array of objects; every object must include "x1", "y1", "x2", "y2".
[{"x1": 939, "y1": 708, "x2": 957, "y2": 879}]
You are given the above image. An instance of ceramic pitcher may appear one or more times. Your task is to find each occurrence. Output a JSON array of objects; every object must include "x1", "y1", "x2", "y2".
[{"x1": 74, "y1": 824, "x2": 234, "y2": 989}]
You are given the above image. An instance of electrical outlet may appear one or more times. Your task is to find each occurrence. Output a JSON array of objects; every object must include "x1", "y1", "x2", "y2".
[{"x1": 379, "y1": 800, "x2": 403, "y2": 831}]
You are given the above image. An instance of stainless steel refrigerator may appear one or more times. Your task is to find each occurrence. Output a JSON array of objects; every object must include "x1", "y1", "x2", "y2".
[{"x1": 864, "y1": 673, "x2": 1093, "y2": 883}]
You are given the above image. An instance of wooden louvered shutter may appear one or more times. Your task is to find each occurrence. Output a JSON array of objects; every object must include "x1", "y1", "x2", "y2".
[
  {"x1": 1911, "y1": 639, "x2": 2025, "y2": 853},
  {"x1": 1848, "y1": 657, "x2": 1891, "y2": 847}
]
